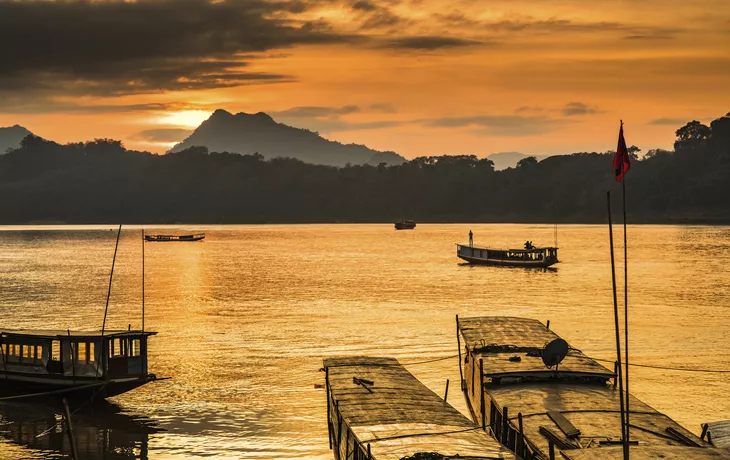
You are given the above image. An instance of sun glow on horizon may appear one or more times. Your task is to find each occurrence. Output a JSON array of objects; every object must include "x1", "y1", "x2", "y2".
[{"x1": 156, "y1": 110, "x2": 212, "y2": 128}]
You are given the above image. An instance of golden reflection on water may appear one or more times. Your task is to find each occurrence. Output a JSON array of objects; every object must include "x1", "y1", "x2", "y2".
[{"x1": 0, "y1": 224, "x2": 729, "y2": 459}]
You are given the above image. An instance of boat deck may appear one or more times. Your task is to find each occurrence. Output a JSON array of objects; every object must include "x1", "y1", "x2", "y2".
[
  {"x1": 324, "y1": 356, "x2": 515, "y2": 460},
  {"x1": 458, "y1": 316, "x2": 715, "y2": 459}
]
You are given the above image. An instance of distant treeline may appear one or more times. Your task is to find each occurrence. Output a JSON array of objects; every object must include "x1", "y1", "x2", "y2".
[{"x1": 1, "y1": 112, "x2": 729, "y2": 224}]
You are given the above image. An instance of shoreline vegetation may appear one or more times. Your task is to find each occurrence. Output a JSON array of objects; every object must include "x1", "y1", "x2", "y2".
[{"x1": 1, "y1": 112, "x2": 728, "y2": 225}]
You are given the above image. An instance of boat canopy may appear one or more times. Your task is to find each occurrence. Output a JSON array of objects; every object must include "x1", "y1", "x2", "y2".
[{"x1": 0, "y1": 330, "x2": 156, "y2": 379}]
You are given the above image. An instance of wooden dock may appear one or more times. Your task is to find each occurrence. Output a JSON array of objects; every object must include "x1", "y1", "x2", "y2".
[
  {"x1": 458, "y1": 316, "x2": 722, "y2": 459},
  {"x1": 324, "y1": 356, "x2": 516, "y2": 460}
]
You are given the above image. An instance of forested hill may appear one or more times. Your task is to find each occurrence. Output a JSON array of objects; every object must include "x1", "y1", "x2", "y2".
[{"x1": 0, "y1": 112, "x2": 729, "y2": 224}]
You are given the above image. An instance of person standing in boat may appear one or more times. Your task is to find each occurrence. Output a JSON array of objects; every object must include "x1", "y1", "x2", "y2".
[{"x1": 469, "y1": 230, "x2": 473, "y2": 247}]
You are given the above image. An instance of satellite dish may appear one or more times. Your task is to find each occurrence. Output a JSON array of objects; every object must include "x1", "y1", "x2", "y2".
[{"x1": 542, "y1": 338, "x2": 569, "y2": 368}]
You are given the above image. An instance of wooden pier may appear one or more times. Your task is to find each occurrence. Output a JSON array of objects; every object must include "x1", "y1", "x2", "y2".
[
  {"x1": 457, "y1": 316, "x2": 723, "y2": 459},
  {"x1": 324, "y1": 356, "x2": 516, "y2": 460}
]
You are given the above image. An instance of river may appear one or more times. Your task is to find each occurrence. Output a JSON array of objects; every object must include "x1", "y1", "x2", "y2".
[{"x1": 0, "y1": 224, "x2": 728, "y2": 459}]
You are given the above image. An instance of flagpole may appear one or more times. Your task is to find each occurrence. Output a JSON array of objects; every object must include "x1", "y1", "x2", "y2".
[
  {"x1": 621, "y1": 120, "x2": 630, "y2": 457},
  {"x1": 607, "y1": 191, "x2": 628, "y2": 460}
]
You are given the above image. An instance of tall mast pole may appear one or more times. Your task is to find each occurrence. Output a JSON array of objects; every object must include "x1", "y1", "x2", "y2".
[
  {"x1": 101, "y1": 225, "x2": 122, "y2": 337},
  {"x1": 621, "y1": 120, "x2": 630, "y2": 455},
  {"x1": 142, "y1": 229, "x2": 145, "y2": 332},
  {"x1": 607, "y1": 192, "x2": 628, "y2": 460}
]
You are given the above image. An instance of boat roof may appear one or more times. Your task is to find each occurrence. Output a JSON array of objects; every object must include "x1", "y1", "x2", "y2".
[
  {"x1": 704, "y1": 420, "x2": 730, "y2": 448},
  {"x1": 487, "y1": 382, "x2": 707, "y2": 451},
  {"x1": 563, "y1": 446, "x2": 729, "y2": 459},
  {"x1": 459, "y1": 316, "x2": 614, "y2": 379},
  {"x1": 458, "y1": 244, "x2": 558, "y2": 252},
  {"x1": 1, "y1": 329, "x2": 157, "y2": 339},
  {"x1": 324, "y1": 356, "x2": 515, "y2": 460}
]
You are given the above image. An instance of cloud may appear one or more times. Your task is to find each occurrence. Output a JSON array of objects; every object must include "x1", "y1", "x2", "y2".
[
  {"x1": 648, "y1": 117, "x2": 692, "y2": 126},
  {"x1": 562, "y1": 102, "x2": 599, "y2": 116},
  {"x1": 293, "y1": 119, "x2": 403, "y2": 133},
  {"x1": 352, "y1": 0, "x2": 378, "y2": 11},
  {"x1": 134, "y1": 128, "x2": 192, "y2": 143},
  {"x1": 268, "y1": 104, "x2": 401, "y2": 133},
  {"x1": 421, "y1": 115, "x2": 568, "y2": 136},
  {"x1": 370, "y1": 103, "x2": 397, "y2": 113},
  {"x1": 381, "y1": 36, "x2": 483, "y2": 50},
  {"x1": 0, "y1": 99, "x2": 218, "y2": 115},
  {"x1": 0, "y1": 0, "x2": 353, "y2": 97},
  {"x1": 269, "y1": 105, "x2": 361, "y2": 118}
]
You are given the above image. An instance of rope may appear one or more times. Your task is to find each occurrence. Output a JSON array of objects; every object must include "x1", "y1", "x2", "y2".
[{"x1": 588, "y1": 356, "x2": 730, "y2": 374}]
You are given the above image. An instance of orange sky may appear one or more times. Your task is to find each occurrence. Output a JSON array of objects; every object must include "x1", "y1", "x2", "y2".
[{"x1": 0, "y1": 0, "x2": 728, "y2": 158}]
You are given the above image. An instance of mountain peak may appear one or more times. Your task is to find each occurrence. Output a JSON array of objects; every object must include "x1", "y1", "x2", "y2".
[
  {"x1": 171, "y1": 110, "x2": 405, "y2": 167},
  {"x1": 0, "y1": 125, "x2": 34, "y2": 154}
]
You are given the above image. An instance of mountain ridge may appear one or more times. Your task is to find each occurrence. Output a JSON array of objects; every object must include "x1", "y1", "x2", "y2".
[
  {"x1": 171, "y1": 109, "x2": 406, "y2": 167},
  {"x1": 0, "y1": 125, "x2": 34, "y2": 154}
]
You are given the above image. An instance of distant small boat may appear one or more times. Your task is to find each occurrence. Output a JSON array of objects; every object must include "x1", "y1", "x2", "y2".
[
  {"x1": 145, "y1": 233, "x2": 205, "y2": 242},
  {"x1": 394, "y1": 220, "x2": 416, "y2": 230},
  {"x1": 457, "y1": 244, "x2": 558, "y2": 268}
]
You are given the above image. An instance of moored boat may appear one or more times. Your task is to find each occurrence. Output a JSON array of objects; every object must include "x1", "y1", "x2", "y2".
[
  {"x1": 0, "y1": 329, "x2": 158, "y2": 401},
  {"x1": 394, "y1": 220, "x2": 416, "y2": 230},
  {"x1": 145, "y1": 233, "x2": 205, "y2": 242},
  {"x1": 324, "y1": 356, "x2": 515, "y2": 460},
  {"x1": 456, "y1": 244, "x2": 558, "y2": 268},
  {"x1": 457, "y1": 316, "x2": 720, "y2": 459}
]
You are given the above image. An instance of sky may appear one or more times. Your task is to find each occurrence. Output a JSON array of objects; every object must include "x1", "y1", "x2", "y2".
[{"x1": 0, "y1": 0, "x2": 728, "y2": 158}]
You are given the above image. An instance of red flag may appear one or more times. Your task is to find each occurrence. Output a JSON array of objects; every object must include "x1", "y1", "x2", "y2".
[{"x1": 613, "y1": 123, "x2": 630, "y2": 182}]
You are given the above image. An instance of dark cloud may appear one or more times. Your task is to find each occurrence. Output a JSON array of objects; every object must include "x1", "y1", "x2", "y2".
[
  {"x1": 134, "y1": 128, "x2": 193, "y2": 143},
  {"x1": 562, "y1": 102, "x2": 599, "y2": 116},
  {"x1": 382, "y1": 36, "x2": 483, "y2": 50},
  {"x1": 0, "y1": 99, "x2": 218, "y2": 115},
  {"x1": 422, "y1": 115, "x2": 568, "y2": 136},
  {"x1": 352, "y1": 0, "x2": 378, "y2": 11},
  {"x1": 432, "y1": 14, "x2": 682, "y2": 40},
  {"x1": 649, "y1": 117, "x2": 694, "y2": 126},
  {"x1": 0, "y1": 0, "x2": 353, "y2": 96},
  {"x1": 484, "y1": 18, "x2": 682, "y2": 38}
]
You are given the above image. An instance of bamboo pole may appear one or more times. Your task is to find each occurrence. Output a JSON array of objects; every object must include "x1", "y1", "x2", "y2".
[
  {"x1": 62, "y1": 398, "x2": 79, "y2": 460},
  {"x1": 607, "y1": 191, "x2": 628, "y2": 460}
]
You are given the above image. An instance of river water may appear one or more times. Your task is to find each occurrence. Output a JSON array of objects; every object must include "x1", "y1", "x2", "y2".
[{"x1": 0, "y1": 224, "x2": 729, "y2": 459}]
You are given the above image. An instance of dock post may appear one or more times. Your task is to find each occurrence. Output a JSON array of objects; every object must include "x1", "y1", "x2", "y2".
[
  {"x1": 62, "y1": 398, "x2": 79, "y2": 460},
  {"x1": 701, "y1": 424, "x2": 709, "y2": 441},
  {"x1": 517, "y1": 412, "x2": 524, "y2": 456},
  {"x1": 443, "y1": 379, "x2": 450, "y2": 404},
  {"x1": 501, "y1": 406, "x2": 509, "y2": 446},
  {"x1": 547, "y1": 319, "x2": 551, "y2": 330},
  {"x1": 457, "y1": 315, "x2": 465, "y2": 391},
  {"x1": 548, "y1": 440, "x2": 555, "y2": 460},
  {"x1": 367, "y1": 443, "x2": 372, "y2": 460},
  {"x1": 326, "y1": 367, "x2": 332, "y2": 450},
  {"x1": 479, "y1": 358, "x2": 486, "y2": 430},
  {"x1": 336, "y1": 400, "x2": 343, "y2": 459}
]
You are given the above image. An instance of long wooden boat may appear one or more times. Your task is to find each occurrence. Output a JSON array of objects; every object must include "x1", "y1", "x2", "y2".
[
  {"x1": 324, "y1": 356, "x2": 516, "y2": 460},
  {"x1": 144, "y1": 233, "x2": 205, "y2": 242},
  {"x1": 394, "y1": 220, "x2": 416, "y2": 230},
  {"x1": 457, "y1": 316, "x2": 722, "y2": 459},
  {"x1": 0, "y1": 329, "x2": 159, "y2": 401},
  {"x1": 456, "y1": 245, "x2": 558, "y2": 268}
]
